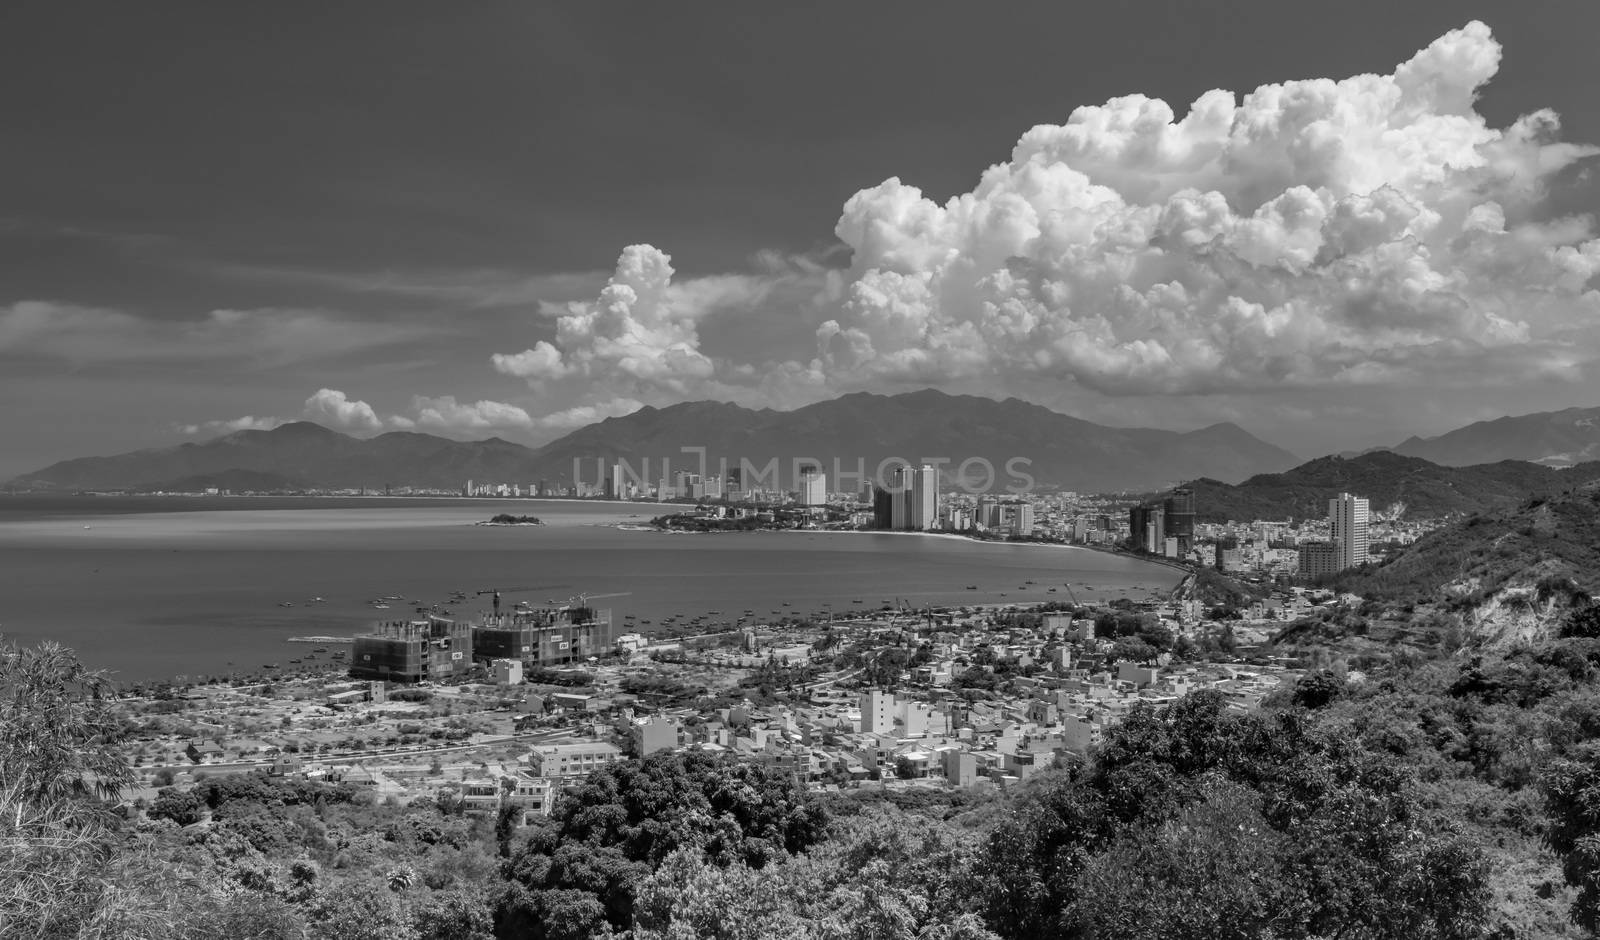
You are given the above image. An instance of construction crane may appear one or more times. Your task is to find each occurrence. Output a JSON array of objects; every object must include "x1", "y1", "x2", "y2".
[{"x1": 476, "y1": 584, "x2": 570, "y2": 616}]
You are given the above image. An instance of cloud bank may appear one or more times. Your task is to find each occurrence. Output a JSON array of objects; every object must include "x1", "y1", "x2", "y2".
[
  {"x1": 182, "y1": 390, "x2": 544, "y2": 440},
  {"x1": 0, "y1": 302, "x2": 432, "y2": 366},
  {"x1": 490, "y1": 21, "x2": 1599, "y2": 427}
]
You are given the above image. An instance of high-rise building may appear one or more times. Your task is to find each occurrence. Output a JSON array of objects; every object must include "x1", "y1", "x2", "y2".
[
  {"x1": 995, "y1": 501, "x2": 1033, "y2": 537},
  {"x1": 799, "y1": 467, "x2": 827, "y2": 507},
  {"x1": 873, "y1": 485, "x2": 896, "y2": 529},
  {"x1": 907, "y1": 464, "x2": 937, "y2": 530},
  {"x1": 1328, "y1": 493, "x2": 1370, "y2": 570},
  {"x1": 1128, "y1": 503, "x2": 1164, "y2": 553},
  {"x1": 605, "y1": 464, "x2": 626, "y2": 499},
  {"x1": 1163, "y1": 488, "x2": 1196, "y2": 555},
  {"x1": 978, "y1": 496, "x2": 999, "y2": 529},
  {"x1": 1127, "y1": 505, "x2": 1150, "y2": 551},
  {"x1": 888, "y1": 466, "x2": 909, "y2": 530}
]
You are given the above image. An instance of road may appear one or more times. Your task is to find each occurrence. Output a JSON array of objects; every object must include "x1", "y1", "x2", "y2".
[{"x1": 135, "y1": 727, "x2": 577, "y2": 773}]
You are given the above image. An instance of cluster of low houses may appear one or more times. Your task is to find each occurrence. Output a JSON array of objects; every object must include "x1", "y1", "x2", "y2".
[
  {"x1": 170, "y1": 593, "x2": 1337, "y2": 820},
  {"x1": 197, "y1": 654, "x2": 1292, "y2": 820}
]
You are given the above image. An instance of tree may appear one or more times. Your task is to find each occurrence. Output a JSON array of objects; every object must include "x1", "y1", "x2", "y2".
[
  {"x1": 498, "y1": 751, "x2": 826, "y2": 936},
  {"x1": 149, "y1": 787, "x2": 205, "y2": 826},
  {"x1": 976, "y1": 691, "x2": 1490, "y2": 939},
  {"x1": 1109, "y1": 637, "x2": 1156, "y2": 665},
  {"x1": 0, "y1": 640, "x2": 145, "y2": 937},
  {"x1": 176, "y1": 890, "x2": 309, "y2": 940},
  {"x1": 1544, "y1": 752, "x2": 1600, "y2": 931},
  {"x1": 1070, "y1": 782, "x2": 1290, "y2": 939},
  {"x1": 635, "y1": 809, "x2": 998, "y2": 940},
  {"x1": 308, "y1": 881, "x2": 418, "y2": 940},
  {"x1": 1561, "y1": 603, "x2": 1600, "y2": 640},
  {"x1": 0, "y1": 639, "x2": 132, "y2": 804},
  {"x1": 413, "y1": 888, "x2": 494, "y2": 940},
  {"x1": 1291, "y1": 669, "x2": 1347, "y2": 709}
]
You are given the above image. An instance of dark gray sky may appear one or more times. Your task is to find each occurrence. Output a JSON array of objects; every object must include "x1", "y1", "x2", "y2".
[{"x1": 4, "y1": 2, "x2": 1599, "y2": 478}]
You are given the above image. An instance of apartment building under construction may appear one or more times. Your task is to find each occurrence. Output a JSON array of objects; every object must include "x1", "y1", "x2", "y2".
[
  {"x1": 349, "y1": 604, "x2": 612, "y2": 684},
  {"x1": 349, "y1": 615, "x2": 474, "y2": 683},
  {"x1": 470, "y1": 604, "x2": 612, "y2": 669}
]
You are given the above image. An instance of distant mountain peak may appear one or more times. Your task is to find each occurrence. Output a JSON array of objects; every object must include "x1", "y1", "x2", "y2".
[
  {"x1": 1181, "y1": 450, "x2": 1600, "y2": 524},
  {"x1": 8, "y1": 389, "x2": 1299, "y2": 493},
  {"x1": 1393, "y1": 404, "x2": 1600, "y2": 467}
]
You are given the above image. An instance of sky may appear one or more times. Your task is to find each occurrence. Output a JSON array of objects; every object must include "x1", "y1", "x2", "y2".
[{"x1": 4, "y1": 1, "x2": 1600, "y2": 479}]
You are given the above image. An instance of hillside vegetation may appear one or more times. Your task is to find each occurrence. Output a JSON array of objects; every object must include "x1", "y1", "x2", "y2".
[
  {"x1": 1336, "y1": 483, "x2": 1600, "y2": 606},
  {"x1": 1180, "y1": 452, "x2": 1600, "y2": 523}
]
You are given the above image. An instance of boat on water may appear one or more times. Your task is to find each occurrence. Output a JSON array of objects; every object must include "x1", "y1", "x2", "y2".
[
  {"x1": 278, "y1": 602, "x2": 295, "y2": 607},
  {"x1": 372, "y1": 603, "x2": 390, "y2": 609},
  {"x1": 313, "y1": 647, "x2": 328, "y2": 652}
]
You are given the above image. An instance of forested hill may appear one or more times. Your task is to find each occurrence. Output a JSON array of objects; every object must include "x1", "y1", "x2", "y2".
[
  {"x1": 1178, "y1": 451, "x2": 1600, "y2": 523},
  {"x1": 1335, "y1": 482, "x2": 1600, "y2": 604}
]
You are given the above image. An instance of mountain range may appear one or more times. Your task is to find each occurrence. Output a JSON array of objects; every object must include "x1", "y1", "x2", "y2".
[
  {"x1": 15, "y1": 392, "x2": 1600, "y2": 497},
  {"x1": 5, "y1": 390, "x2": 1300, "y2": 493},
  {"x1": 1389, "y1": 405, "x2": 1600, "y2": 467},
  {"x1": 531, "y1": 390, "x2": 1299, "y2": 492},
  {"x1": 1177, "y1": 451, "x2": 1600, "y2": 523}
]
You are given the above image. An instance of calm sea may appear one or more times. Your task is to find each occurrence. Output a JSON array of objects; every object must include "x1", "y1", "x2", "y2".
[{"x1": 0, "y1": 496, "x2": 1181, "y2": 682}]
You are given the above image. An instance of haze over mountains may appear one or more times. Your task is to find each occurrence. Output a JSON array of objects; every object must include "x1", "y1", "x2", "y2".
[
  {"x1": 14, "y1": 391, "x2": 1600, "y2": 498},
  {"x1": 1389, "y1": 405, "x2": 1600, "y2": 468},
  {"x1": 7, "y1": 390, "x2": 1299, "y2": 493}
]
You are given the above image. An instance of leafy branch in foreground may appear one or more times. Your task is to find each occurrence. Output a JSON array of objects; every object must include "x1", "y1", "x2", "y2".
[{"x1": 0, "y1": 637, "x2": 132, "y2": 804}]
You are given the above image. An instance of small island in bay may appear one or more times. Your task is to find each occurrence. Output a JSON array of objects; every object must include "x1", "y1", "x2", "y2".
[{"x1": 476, "y1": 513, "x2": 543, "y2": 526}]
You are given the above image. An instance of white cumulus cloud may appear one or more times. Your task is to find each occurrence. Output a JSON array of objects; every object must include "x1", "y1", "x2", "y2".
[
  {"x1": 303, "y1": 388, "x2": 384, "y2": 431},
  {"x1": 811, "y1": 21, "x2": 1600, "y2": 397},
  {"x1": 410, "y1": 395, "x2": 535, "y2": 433},
  {"x1": 488, "y1": 21, "x2": 1599, "y2": 432}
]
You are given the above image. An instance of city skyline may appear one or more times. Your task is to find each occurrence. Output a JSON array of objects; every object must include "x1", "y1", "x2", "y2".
[
  {"x1": 12, "y1": 7, "x2": 1600, "y2": 935},
  {"x1": 5, "y1": 4, "x2": 1600, "y2": 480}
]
